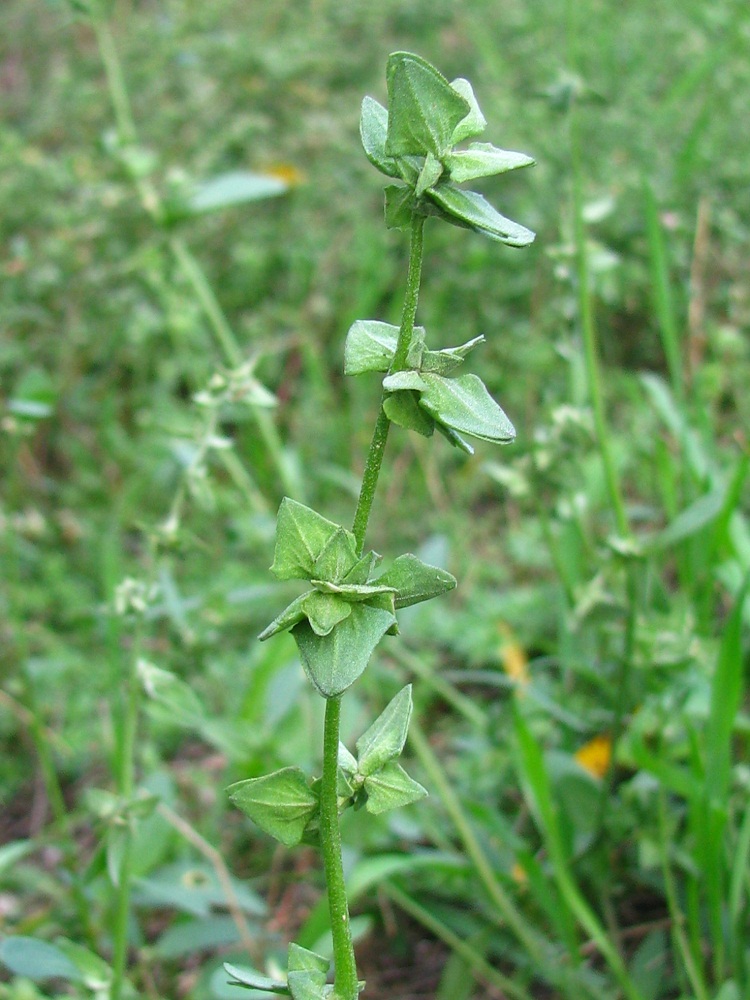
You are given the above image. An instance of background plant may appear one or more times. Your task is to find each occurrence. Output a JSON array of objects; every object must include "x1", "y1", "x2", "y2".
[{"x1": 1, "y1": 0, "x2": 748, "y2": 998}]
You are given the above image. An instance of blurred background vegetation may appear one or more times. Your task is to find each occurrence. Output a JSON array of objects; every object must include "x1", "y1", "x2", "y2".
[{"x1": 1, "y1": 1, "x2": 748, "y2": 998}]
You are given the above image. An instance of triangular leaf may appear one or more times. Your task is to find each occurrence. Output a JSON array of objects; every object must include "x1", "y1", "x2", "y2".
[
  {"x1": 428, "y1": 185, "x2": 535, "y2": 247},
  {"x1": 449, "y1": 78, "x2": 487, "y2": 143},
  {"x1": 338, "y1": 742, "x2": 358, "y2": 775},
  {"x1": 312, "y1": 527, "x2": 359, "y2": 583},
  {"x1": 228, "y1": 768, "x2": 318, "y2": 848},
  {"x1": 223, "y1": 963, "x2": 291, "y2": 994},
  {"x1": 293, "y1": 603, "x2": 396, "y2": 697},
  {"x1": 270, "y1": 499, "x2": 343, "y2": 581},
  {"x1": 360, "y1": 97, "x2": 400, "y2": 178},
  {"x1": 342, "y1": 550, "x2": 382, "y2": 586},
  {"x1": 344, "y1": 320, "x2": 399, "y2": 375},
  {"x1": 385, "y1": 52, "x2": 470, "y2": 158},
  {"x1": 384, "y1": 184, "x2": 416, "y2": 231},
  {"x1": 356, "y1": 685, "x2": 414, "y2": 776},
  {"x1": 303, "y1": 591, "x2": 352, "y2": 636},
  {"x1": 418, "y1": 373, "x2": 516, "y2": 444},
  {"x1": 258, "y1": 592, "x2": 310, "y2": 641},
  {"x1": 287, "y1": 945, "x2": 329, "y2": 976},
  {"x1": 383, "y1": 390, "x2": 435, "y2": 437},
  {"x1": 420, "y1": 335, "x2": 485, "y2": 375},
  {"x1": 445, "y1": 143, "x2": 534, "y2": 184},
  {"x1": 374, "y1": 553, "x2": 457, "y2": 609},
  {"x1": 415, "y1": 151, "x2": 444, "y2": 197},
  {"x1": 364, "y1": 761, "x2": 428, "y2": 814},
  {"x1": 287, "y1": 972, "x2": 332, "y2": 1000}
]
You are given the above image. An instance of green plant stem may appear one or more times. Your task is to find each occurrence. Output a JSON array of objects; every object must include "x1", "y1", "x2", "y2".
[
  {"x1": 320, "y1": 696, "x2": 359, "y2": 1000},
  {"x1": 111, "y1": 634, "x2": 142, "y2": 1000},
  {"x1": 352, "y1": 214, "x2": 425, "y2": 551}
]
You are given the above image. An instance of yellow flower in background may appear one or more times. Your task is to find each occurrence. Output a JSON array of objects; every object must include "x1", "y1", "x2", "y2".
[
  {"x1": 575, "y1": 734, "x2": 612, "y2": 779},
  {"x1": 498, "y1": 622, "x2": 529, "y2": 688}
]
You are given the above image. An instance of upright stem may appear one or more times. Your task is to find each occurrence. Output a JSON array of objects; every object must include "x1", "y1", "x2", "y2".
[
  {"x1": 320, "y1": 697, "x2": 359, "y2": 1000},
  {"x1": 111, "y1": 632, "x2": 142, "y2": 1000},
  {"x1": 352, "y1": 214, "x2": 425, "y2": 551},
  {"x1": 321, "y1": 212, "x2": 426, "y2": 997}
]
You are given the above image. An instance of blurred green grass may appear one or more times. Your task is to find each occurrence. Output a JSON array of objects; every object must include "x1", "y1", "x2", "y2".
[{"x1": 1, "y1": 1, "x2": 749, "y2": 998}]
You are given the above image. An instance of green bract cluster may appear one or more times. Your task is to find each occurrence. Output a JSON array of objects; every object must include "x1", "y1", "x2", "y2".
[
  {"x1": 228, "y1": 686, "x2": 426, "y2": 846},
  {"x1": 361, "y1": 52, "x2": 535, "y2": 246},
  {"x1": 259, "y1": 499, "x2": 456, "y2": 697},
  {"x1": 226, "y1": 942, "x2": 359, "y2": 999},
  {"x1": 345, "y1": 320, "x2": 515, "y2": 453}
]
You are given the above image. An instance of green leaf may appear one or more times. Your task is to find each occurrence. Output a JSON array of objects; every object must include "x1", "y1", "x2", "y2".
[
  {"x1": 374, "y1": 553, "x2": 457, "y2": 609},
  {"x1": 449, "y1": 78, "x2": 487, "y2": 143},
  {"x1": 359, "y1": 96, "x2": 400, "y2": 178},
  {"x1": 303, "y1": 591, "x2": 352, "y2": 637},
  {"x1": 418, "y1": 373, "x2": 516, "y2": 444},
  {"x1": 382, "y1": 371, "x2": 428, "y2": 392},
  {"x1": 312, "y1": 526, "x2": 359, "y2": 583},
  {"x1": 287, "y1": 972, "x2": 332, "y2": 1000},
  {"x1": 383, "y1": 390, "x2": 435, "y2": 437},
  {"x1": 420, "y1": 336, "x2": 485, "y2": 375},
  {"x1": 188, "y1": 171, "x2": 287, "y2": 214},
  {"x1": 344, "y1": 320, "x2": 399, "y2": 375},
  {"x1": 258, "y1": 593, "x2": 310, "y2": 641},
  {"x1": 445, "y1": 143, "x2": 534, "y2": 184},
  {"x1": 384, "y1": 184, "x2": 416, "y2": 231},
  {"x1": 287, "y1": 944, "x2": 329, "y2": 975},
  {"x1": 338, "y1": 742, "x2": 358, "y2": 775},
  {"x1": 310, "y1": 580, "x2": 396, "y2": 601},
  {"x1": 434, "y1": 422, "x2": 474, "y2": 454},
  {"x1": 293, "y1": 603, "x2": 396, "y2": 697},
  {"x1": 344, "y1": 321, "x2": 425, "y2": 377},
  {"x1": 342, "y1": 550, "x2": 382, "y2": 586},
  {"x1": 224, "y1": 963, "x2": 291, "y2": 994},
  {"x1": 363, "y1": 761, "x2": 428, "y2": 814},
  {"x1": 385, "y1": 52, "x2": 470, "y2": 158},
  {"x1": 356, "y1": 685, "x2": 414, "y2": 776},
  {"x1": 287, "y1": 947, "x2": 331, "y2": 1000},
  {"x1": 270, "y1": 499, "x2": 343, "y2": 581},
  {"x1": 428, "y1": 185, "x2": 535, "y2": 247},
  {"x1": 0, "y1": 937, "x2": 82, "y2": 984},
  {"x1": 415, "y1": 151, "x2": 444, "y2": 197},
  {"x1": 227, "y1": 768, "x2": 318, "y2": 848}
]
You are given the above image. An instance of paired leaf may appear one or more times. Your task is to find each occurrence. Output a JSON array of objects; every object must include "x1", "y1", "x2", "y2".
[
  {"x1": 356, "y1": 686, "x2": 414, "y2": 776},
  {"x1": 287, "y1": 945, "x2": 332, "y2": 1000},
  {"x1": 304, "y1": 591, "x2": 352, "y2": 637},
  {"x1": 364, "y1": 761, "x2": 428, "y2": 814},
  {"x1": 384, "y1": 184, "x2": 417, "y2": 231},
  {"x1": 228, "y1": 768, "x2": 318, "y2": 847},
  {"x1": 428, "y1": 185, "x2": 536, "y2": 247},
  {"x1": 258, "y1": 592, "x2": 310, "y2": 641},
  {"x1": 417, "y1": 373, "x2": 516, "y2": 444},
  {"x1": 224, "y1": 964, "x2": 291, "y2": 994},
  {"x1": 374, "y1": 553, "x2": 457, "y2": 608},
  {"x1": 385, "y1": 52, "x2": 470, "y2": 159},
  {"x1": 445, "y1": 143, "x2": 534, "y2": 184},
  {"x1": 448, "y1": 78, "x2": 487, "y2": 143},
  {"x1": 383, "y1": 389, "x2": 436, "y2": 437},
  {"x1": 313, "y1": 527, "x2": 359, "y2": 583},
  {"x1": 420, "y1": 335, "x2": 485, "y2": 375},
  {"x1": 293, "y1": 603, "x2": 396, "y2": 697},
  {"x1": 359, "y1": 97, "x2": 399, "y2": 178},
  {"x1": 344, "y1": 320, "x2": 426, "y2": 376},
  {"x1": 270, "y1": 499, "x2": 348, "y2": 581}
]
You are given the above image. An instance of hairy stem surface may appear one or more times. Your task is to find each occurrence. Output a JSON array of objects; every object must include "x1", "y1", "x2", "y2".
[
  {"x1": 352, "y1": 214, "x2": 426, "y2": 551},
  {"x1": 320, "y1": 697, "x2": 359, "y2": 1000}
]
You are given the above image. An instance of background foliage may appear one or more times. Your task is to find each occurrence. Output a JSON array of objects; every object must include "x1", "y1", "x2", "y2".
[{"x1": 1, "y1": 1, "x2": 748, "y2": 998}]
